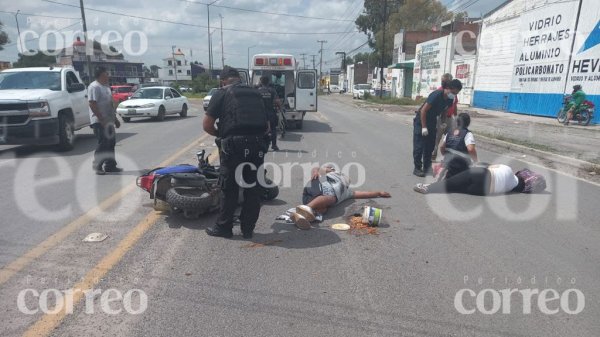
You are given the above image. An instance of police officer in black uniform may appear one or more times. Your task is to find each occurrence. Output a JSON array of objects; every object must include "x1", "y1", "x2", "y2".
[
  {"x1": 258, "y1": 76, "x2": 282, "y2": 151},
  {"x1": 203, "y1": 67, "x2": 269, "y2": 239}
]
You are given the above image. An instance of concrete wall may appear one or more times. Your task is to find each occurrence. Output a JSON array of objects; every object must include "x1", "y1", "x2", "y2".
[{"x1": 473, "y1": 0, "x2": 599, "y2": 123}]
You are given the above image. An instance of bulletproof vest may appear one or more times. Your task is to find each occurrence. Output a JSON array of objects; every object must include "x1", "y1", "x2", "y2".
[
  {"x1": 445, "y1": 128, "x2": 469, "y2": 154},
  {"x1": 443, "y1": 128, "x2": 471, "y2": 179},
  {"x1": 258, "y1": 86, "x2": 275, "y2": 114},
  {"x1": 218, "y1": 83, "x2": 267, "y2": 137}
]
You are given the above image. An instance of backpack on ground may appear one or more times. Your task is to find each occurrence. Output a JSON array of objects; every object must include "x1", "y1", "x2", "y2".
[
  {"x1": 516, "y1": 169, "x2": 547, "y2": 193},
  {"x1": 219, "y1": 84, "x2": 267, "y2": 137}
]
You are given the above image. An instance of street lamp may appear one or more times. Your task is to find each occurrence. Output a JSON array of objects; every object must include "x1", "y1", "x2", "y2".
[
  {"x1": 247, "y1": 45, "x2": 256, "y2": 70},
  {"x1": 14, "y1": 10, "x2": 23, "y2": 54}
]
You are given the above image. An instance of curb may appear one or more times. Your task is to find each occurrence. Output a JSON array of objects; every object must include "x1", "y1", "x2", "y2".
[{"x1": 475, "y1": 133, "x2": 598, "y2": 174}]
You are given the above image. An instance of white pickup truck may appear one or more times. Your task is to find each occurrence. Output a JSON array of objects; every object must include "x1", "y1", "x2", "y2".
[{"x1": 0, "y1": 66, "x2": 90, "y2": 151}]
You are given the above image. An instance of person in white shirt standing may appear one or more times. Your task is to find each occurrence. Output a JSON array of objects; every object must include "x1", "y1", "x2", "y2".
[{"x1": 88, "y1": 66, "x2": 121, "y2": 175}]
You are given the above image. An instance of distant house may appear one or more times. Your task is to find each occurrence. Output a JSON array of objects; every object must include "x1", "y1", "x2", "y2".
[
  {"x1": 0, "y1": 61, "x2": 11, "y2": 70},
  {"x1": 56, "y1": 37, "x2": 144, "y2": 85},
  {"x1": 158, "y1": 49, "x2": 192, "y2": 85}
]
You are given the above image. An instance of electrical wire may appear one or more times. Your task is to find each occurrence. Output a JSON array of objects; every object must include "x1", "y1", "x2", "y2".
[
  {"x1": 42, "y1": 0, "x2": 359, "y2": 36},
  {"x1": 174, "y1": 0, "x2": 355, "y2": 22},
  {"x1": 0, "y1": 10, "x2": 79, "y2": 20}
]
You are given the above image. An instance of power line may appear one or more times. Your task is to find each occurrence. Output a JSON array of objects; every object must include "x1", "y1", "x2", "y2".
[
  {"x1": 174, "y1": 0, "x2": 354, "y2": 22},
  {"x1": 0, "y1": 10, "x2": 78, "y2": 20},
  {"x1": 3, "y1": 20, "x2": 81, "y2": 48},
  {"x1": 42, "y1": 0, "x2": 358, "y2": 36},
  {"x1": 328, "y1": 0, "x2": 364, "y2": 51}
]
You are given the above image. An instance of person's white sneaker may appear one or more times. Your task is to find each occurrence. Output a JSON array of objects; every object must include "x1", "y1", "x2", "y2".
[
  {"x1": 295, "y1": 205, "x2": 316, "y2": 222},
  {"x1": 413, "y1": 183, "x2": 430, "y2": 194}
]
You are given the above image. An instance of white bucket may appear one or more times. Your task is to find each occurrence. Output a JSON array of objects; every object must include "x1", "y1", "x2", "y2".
[{"x1": 362, "y1": 206, "x2": 382, "y2": 227}]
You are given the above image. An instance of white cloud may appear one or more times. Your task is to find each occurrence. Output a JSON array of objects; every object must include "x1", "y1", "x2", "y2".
[{"x1": 0, "y1": 0, "x2": 369, "y2": 69}]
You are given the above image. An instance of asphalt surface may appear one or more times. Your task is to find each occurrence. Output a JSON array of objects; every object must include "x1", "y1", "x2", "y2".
[{"x1": 1, "y1": 97, "x2": 599, "y2": 337}]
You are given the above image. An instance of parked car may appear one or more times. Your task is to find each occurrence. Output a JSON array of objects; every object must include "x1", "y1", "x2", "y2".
[
  {"x1": 111, "y1": 85, "x2": 134, "y2": 103},
  {"x1": 203, "y1": 88, "x2": 218, "y2": 111},
  {"x1": 179, "y1": 86, "x2": 192, "y2": 93},
  {"x1": 116, "y1": 86, "x2": 188, "y2": 122},
  {"x1": 0, "y1": 66, "x2": 89, "y2": 151},
  {"x1": 353, "y1": 84, "x2": 375, "y2": 99}
]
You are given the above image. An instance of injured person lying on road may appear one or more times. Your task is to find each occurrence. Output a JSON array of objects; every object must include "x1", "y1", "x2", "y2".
[
  {"x1": 413, "y1": 164, "x2": 546, "y2": 196},
  {"x1": 290, "y1": 165, "x2": 391, "y2": 230}
]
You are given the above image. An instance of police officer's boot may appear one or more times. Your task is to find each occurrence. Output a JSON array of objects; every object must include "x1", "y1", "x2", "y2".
[{"x1": 205, "y1": 226, "x2": 233, "y2": 238}]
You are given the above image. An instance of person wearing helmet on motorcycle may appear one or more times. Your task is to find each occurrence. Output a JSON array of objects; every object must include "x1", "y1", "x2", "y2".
[{"x1": 565, "y1": 85, "x2": 586, "y2": 126}]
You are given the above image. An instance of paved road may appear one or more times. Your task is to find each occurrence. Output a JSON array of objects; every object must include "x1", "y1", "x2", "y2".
[
  {"x1": 1, "y1": 97, "x2": 599, "y2": 337},
  {"x1": 353, "y1": 96, "x2": 600, "y2": 164}
]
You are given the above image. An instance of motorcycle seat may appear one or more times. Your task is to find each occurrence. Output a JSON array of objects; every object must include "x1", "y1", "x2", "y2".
[{"x1": 170, "y1": 173, "x2": 208, "y2": 188}]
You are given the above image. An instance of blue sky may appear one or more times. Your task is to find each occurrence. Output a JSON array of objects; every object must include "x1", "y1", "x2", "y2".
[{"x1": 0, "y1": 0, "x2": 507, "y2": 70}]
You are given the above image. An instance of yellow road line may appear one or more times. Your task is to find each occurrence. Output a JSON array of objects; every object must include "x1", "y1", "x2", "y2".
[
  {"x1": 22, "y1": 211, "x2": 161, "y2": 337},
  {"x1": 22, "y1": 146, "x2": 221, "y2": 337},
  {"x1": 0, "y1": 133, "x2": 212, "y2": 287}
]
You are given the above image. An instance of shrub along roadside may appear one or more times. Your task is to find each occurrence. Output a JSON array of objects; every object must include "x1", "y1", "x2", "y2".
[{"x1": 365, "y1": 95, "x2": 425, "y2": 106}]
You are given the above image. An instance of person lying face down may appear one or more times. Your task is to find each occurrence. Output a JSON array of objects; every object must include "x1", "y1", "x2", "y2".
[
  {"x1": 290, "y1": 165, "x2": 391, "y2": 230},
  {"x1": 413, "y1": 164, "x2": 528, "y2": 196}
]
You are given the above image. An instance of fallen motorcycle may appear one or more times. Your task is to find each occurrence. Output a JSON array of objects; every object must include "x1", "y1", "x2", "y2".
[{"x1": 137, "y1": 149, "x2": 279, "y2": 218}]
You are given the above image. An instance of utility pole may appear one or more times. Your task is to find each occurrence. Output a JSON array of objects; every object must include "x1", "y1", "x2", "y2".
[
  {"x1": 248, "y1": 45, "x2": 256, "y2": 70},
  {"x1": 379, "y1": 0, "x2": 387, "y2": 98},
  {"x1": 207, "y1": 4, "x2": 211, "y2": 76},
  {"x1": 219, "y1": 14, "x2": 225, "y2": 68},
  {"x1": 317, "y1": 40, "x2": 327, "y2": 81},
  {"x1": 299, "y1": 53, "x2": 307, "y2": 69},
  {"x1": 335, "y1": 51, "x2": 346, "y2": 71},
  {"x1": 79, "y1": 0, "x2": 93, "y2": 84},
  {"x1": 310, "y1": 55, "x2": 316, "y2": 70},
  {"x1": 172, "y1": 45, "x2": 178, "y2": 85},
  {"x1": 14, "y1": 10, "x2": 23, "y2": 55},
  {"x1": 206, "y1": 0, "x2": 219, "y2": 77}
]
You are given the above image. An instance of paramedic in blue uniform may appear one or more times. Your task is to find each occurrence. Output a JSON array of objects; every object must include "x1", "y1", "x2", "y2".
[{"x1": 413, "y1": 79, "x2": 463, "y2": 177}]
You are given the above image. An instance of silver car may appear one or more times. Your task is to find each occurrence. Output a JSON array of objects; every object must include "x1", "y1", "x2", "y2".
[{"x1": 203, "y1": 88, "x2": 218, "y2": 111}]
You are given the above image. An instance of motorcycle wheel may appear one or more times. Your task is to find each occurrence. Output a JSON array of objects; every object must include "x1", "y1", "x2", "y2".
[
  {"x1": 579, "y1": 110, "x2": 591, "y2": 126},
  {"x1": 166, "y1": 187, "x2": 219, "y2": 213},
  {"x1": 556, "y1": 108, "x2": 567, "y2": 124}
]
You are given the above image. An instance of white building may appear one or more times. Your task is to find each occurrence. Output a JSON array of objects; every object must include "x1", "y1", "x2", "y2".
[{"x1": 158, "y1": 48, "x2": 192, "y2": 85}]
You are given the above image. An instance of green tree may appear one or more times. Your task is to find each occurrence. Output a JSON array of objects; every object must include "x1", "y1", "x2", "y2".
[
  {"x1": 353, "y1": 52, "x2": 378, "y2": 66},
  {"x1": 0, "y1": 21, "x2": 9, "y2": 51},
  {"x1": 13, "y1": 51, "x2": 56, "y2": 68},
  {"x1": 191, "y1": 73, "x2": 218, "y2": 93},
  {"x1": 356, "y1": 0, "x2": 453, "y2": 65}
]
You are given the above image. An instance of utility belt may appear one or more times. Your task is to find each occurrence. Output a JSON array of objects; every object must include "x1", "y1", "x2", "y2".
[{"x1": 216, "y1": 134, "x2": 266, "y2": 158}]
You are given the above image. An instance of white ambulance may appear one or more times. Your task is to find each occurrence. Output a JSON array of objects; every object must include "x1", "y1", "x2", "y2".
[{"x1": 250, "y1": 53, "x2": 317, "y2": 129}]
